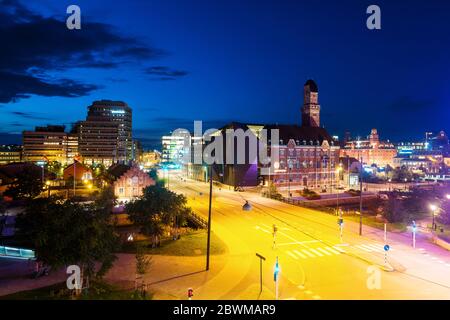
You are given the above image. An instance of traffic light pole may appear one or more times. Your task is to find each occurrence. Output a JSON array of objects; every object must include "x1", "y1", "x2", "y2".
[{"x1": 206, "y1": 165, "x2": 213, "y2": 271}]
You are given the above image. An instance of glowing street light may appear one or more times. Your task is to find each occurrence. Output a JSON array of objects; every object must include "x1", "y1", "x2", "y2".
[{"x1": 446, "y1": 194, "x2": 450, "y2": 200}]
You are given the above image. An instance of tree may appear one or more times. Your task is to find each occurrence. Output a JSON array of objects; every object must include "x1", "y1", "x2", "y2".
[
  {"x1": 382, "y1": 194, "x2": 406, "y2": 223},
  {"x1": 148, "y1": 168, "x2": 164, "y2": 187},
  {"x1": 4, "y1": 167, "x2": 43, "y2": 200},
  {"x1": 126, "y1": 185, "x2": 191, "y2": 247},
  {"x1": 134, "y1": 244, "x2": 152, "y2": 295},
  {"x1": 95, "y1": 185, "x2": 117, "y2": 214},
  {"x1": 15, "y1": 197, "x2": 119, "y2": 294}
]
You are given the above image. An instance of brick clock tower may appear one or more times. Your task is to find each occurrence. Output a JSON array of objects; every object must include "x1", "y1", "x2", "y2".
[{"x1": 301, "y1": 79, "x2": 320, "y2": 127}]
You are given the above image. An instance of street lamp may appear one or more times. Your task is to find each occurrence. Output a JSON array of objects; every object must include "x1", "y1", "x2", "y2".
[
  {"x1": 430, "y1": 204, "x2": 438, "y2": 232},
  {"x1": 446, "y1": 194, "x2": 450, "y2": 200},
  {"x1": 336, "y1": 165, "x2": 343, "y2": 213},
  {"x1": 206, "y1": 165, "x2": 213, "y2": 271}
]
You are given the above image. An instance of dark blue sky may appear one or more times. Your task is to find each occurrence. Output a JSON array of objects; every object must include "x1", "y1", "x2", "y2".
[{"x1": 1, "y1": 0, "x2": 449, "y2": 149}]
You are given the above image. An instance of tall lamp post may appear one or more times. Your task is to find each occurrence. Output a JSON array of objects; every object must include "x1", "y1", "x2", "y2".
[
  {"x1": 206, "y1": 164, "x2": 213, "y2": 271},
  {"x1": 336, "y1": 164, "x2": 343, "y2": 213},
  {"x1": 359, "y1": 155, "x2": 363, "y2": 236},
  {"x1": 430, "y1": 204, "x2": 438, "y2": 234}
]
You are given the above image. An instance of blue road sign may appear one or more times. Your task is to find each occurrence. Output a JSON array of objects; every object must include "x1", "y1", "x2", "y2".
[
  {"x1": 274, "y1": 257, "x2": 280, "y2": 282},
  {"x1": 384, "y1": 244, "x2": 390, "y2": 252}
]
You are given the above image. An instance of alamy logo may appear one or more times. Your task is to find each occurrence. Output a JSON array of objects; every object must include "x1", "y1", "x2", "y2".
[
  {"x1": 66, "y1": 265, "x2": 82, "y2": 290},
  {"x1": 66, "y1": 5, "x2": 81, "y2": 30},
  {"x1": 171, "y1": 121, "x2": 280, "y2": 175},
  {"x1": 366, "y1": 5, "x2": 381, "y2": 30}
]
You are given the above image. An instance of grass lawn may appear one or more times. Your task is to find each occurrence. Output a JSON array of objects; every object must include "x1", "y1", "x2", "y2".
[
  {"x1": 345, "y1": 214, "x2": 407, "y2": 232},
  {"x1": 120, "y1": 230, "x2": 227, "y2": 256},
  {"x1": 1, "y1": 280, "x2": 151, "y2": 300}
]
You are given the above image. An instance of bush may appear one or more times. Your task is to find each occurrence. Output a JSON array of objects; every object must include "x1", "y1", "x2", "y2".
[{"x1": 300, "y1": 188, "x2": 321, "y2": 200}]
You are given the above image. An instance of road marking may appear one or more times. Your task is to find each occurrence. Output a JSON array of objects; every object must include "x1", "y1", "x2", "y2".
[
  {"x1": 446, "y1": 264, "x2": 450, "y2": 267},
  {"x1": 324, "y1": 246, "x2": 341, "y2": 254},
  {"x1": 293, "y1": 250, "x2": 307, "y2": 259},
  {"x1": 301, "y1": 249, "x2": 316, "y2": 258},
  {"x1": 308, "y1": 248, "x2": 324, "y2": 257},
  {"x1": 316, "y1": 247, "x2": 332, "y2": 256},
  {"x1": 297, "y1": 285, "x2": 305, "y2": 290},
  {"x1": 438, "y1": 260, "x2": 445, "y2": 264},
  {"x1": 304, "y1": 290, "x2": 313, "y2": 295},
  {"x1": 356, "y1": 245, "x2": 372, "y2": 252},
  {"x1": 431, "y1": 257, "x2": 438, "y2": 260},
  {"x1": 286, "y1": 251, "x2": 299, "y2": 260},
  {"x1": 333, "y1": 246, "x2": 346, "y2": 253},
  {"x1": 312, "y1": 295, "x2": 321, "y2": 300},
  {"x1": 284, "y1": 297, "x2": 296, "y2": 300},
  {"x1": 277, "y1": 240, "x2": 320, "y2": 247},
  {"x1": 365, "y1": 244, "x2": 383, "y2": 252}
]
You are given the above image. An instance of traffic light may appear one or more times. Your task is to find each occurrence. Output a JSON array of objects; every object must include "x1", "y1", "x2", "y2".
[{"x1": 337, "y1": 218, "x2": 344, "y2": 226}]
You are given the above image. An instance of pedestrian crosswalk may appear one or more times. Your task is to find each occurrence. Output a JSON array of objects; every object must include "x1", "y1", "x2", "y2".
[
  {"x1": 285, "y1": 246, "x2": 344, "y2": 260},
  {"x1": 354, "y1": 243, "x2": 390, "y2": 253}
]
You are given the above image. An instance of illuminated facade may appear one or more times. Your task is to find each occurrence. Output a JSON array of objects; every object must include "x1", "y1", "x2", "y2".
[
  {"x1": 79, "y1": 100, "x2": 132, "y2": 165},
  {"x1": 111, "y1": 164, "x2": 155, "y2": 202},
  {"x1": 161, "y1": 130, "x2": 191, "y2": 166},
  {"x1": 22, "y1": 125, "x2": 78, "y2": 165},
  {"x1": 340, "y1": 129, "x2": 397, "y2": 168},
  {"x1": 0, "y1": 145, "x2": 22, "y2": 164}
]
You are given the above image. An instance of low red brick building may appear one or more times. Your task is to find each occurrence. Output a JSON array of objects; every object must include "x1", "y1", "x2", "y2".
[
  {"x1": 110, "y1": 164, "x2": 155, "y2": 202},
  {"x1": 63, "y1": 161, "x2": 93, "y2": 181}
]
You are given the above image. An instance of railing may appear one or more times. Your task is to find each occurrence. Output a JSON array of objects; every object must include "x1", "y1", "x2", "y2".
[
  {"x1": 188, "y1": 212, "x2": 208, "y2": 229},
  {"x1": 0, "y1": 245, "x2": 35, "y2": 259}
]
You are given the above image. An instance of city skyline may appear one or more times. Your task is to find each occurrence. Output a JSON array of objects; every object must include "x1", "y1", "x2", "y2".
[{"x1": 1, "y1": 0, "x2": 450, "y2": 148}]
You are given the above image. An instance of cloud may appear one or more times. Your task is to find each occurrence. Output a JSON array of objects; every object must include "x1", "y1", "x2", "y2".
[
  {"x1": 10, "y1": 111, "x2": 53, "y2": 120},
  {"x1": 145, "y1": 66, "x2": 189, "y2": 80},
  {"x1": 0, "y1": 0, "x2": 165, "y2": 103}
]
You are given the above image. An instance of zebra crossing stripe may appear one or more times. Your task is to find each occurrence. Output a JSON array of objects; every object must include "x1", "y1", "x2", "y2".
[
  {"x1": 308, "y1": 248, "x2": 324, "y2": 257},
  {"x1": 301, "y1": 249, "x2": 316, "y2": 258},
  {"x1": 316, "y1": 247, "x2": 332, "y2": 256},
  {"x1": 293, "y1": 250, "x2": 307, "y2": 259},
  {"x1": 365, "y1": 244, "x2": 383, "y2": 252},
  {"x1": 356, "y1": 245, "x2": 372, "y2": 252},
  {"x1": 324, "y1": 246, "x2": 340, "y2": 254},
  {"x1": 287, "y1": 251, "x2": 299, "y2": 260},
  {"x1": 333, "y1": 246, "x2": 346, "y2": 253}
]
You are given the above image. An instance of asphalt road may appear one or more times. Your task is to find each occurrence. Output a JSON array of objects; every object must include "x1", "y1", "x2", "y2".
[{"x1": 169, "y1": 173, "x2": 450, "y2": 300}]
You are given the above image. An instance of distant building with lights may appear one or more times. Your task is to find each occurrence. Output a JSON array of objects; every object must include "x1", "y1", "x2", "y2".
[
  {"x1": 0, "y1": 145, "x2": 22, "y2": 165},
  {"x1": 78, "y1": 100, "x2": 132, "y2": 166},
  {"x1": 22, "y1": 125, "x2": 78, "y2": 165},
  {"x1": 190, "y1": 80, "x2": 340, "y2": 191},
  {"x1": 340, "y1": 129, "x2": 397, "y2": 168},
  {"x1": 161, "y1": 129, "x2": 191, "y2": 167}
]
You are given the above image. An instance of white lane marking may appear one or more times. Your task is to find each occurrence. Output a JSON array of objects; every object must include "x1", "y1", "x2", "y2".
[
  {"x1": 277, "y1": 240, "x2": 320, "y2": 246},
  {"x1": 324, "y1": 246, "x2": 340, "y2": 254},
  {"x1": 446, "y1": 264, "x2": 450, "y2": 267},
  {"x1": 287, "y1": 251, "x2": 299, "y2": 260},
  {"x1": 438, "y1": 260, "x2": 445, "y2": 264},
  {"x1": 431, "y1": 257, "x2": 438, "y2": 260},
  {"x1": 301, "y1": 249, "x2": 316, "y2": 258},
  {"x1": 304, "y1": 290, "x2": 313, "y2": 295},
  {"x1": 293, "y1": 250, "x2": 307, "y2": 259},
  {"x1": 356, "y1": 245, "x2": 372, "y2": 252},
  {"x1": 365, "y1": 244, "x2": 384, "y2": 252},
  {"x1": 312, "y1": 295, "x2": 321, "y2": 300},
  {"x1": 333, "y1": 246, "x2": 346, "y2": 253},
  {"x1": 284, "y1": 297, "x2": 296, "y2": 300},
  {"x1": 255, "y1": 226, "x2": 271, "y2": 234},
  {"x1": 316, "y1": 247, "x2": 332, "y2": 256},
  {"x1": 308, "y1": 248, "x2": 324, "y2": 257}
]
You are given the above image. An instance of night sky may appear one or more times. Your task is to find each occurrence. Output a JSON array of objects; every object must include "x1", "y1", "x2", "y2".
[{"x1": 1, "y1": 0, "x2": 449, "y2": 149}]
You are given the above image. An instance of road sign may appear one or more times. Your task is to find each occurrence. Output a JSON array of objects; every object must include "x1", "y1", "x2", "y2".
[
  {"x1": 273, "y1": 257, "x2": 280, "y2": 282},
  {"x1": 384, "y1": 244, "x2": 390, "y2": 252}
]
